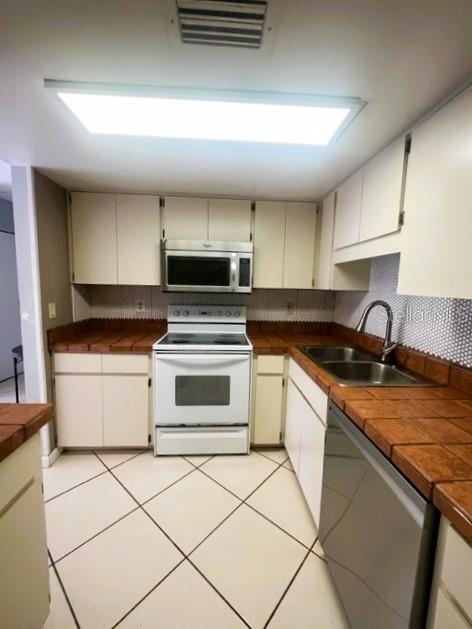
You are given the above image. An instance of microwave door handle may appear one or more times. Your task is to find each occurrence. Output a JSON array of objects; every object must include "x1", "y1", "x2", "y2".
[{"x1": 230, "y1": 254, "x2": 237, "y2": 290}]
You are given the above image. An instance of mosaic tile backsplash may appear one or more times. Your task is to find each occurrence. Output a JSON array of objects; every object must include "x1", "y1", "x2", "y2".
[
  {"x1": 335, "y1": 253, "x2": 472, "y2": 368},
  {"x1": 73, "y1": 285, "x2": 335, "y2": 323}
]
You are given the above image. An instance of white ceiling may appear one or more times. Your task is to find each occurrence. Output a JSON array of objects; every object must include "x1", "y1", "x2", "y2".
[{"x1": 0, "y1": 0, "x2": 472, "y2": 200}]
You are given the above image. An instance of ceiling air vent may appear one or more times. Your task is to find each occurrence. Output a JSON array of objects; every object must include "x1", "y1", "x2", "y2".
[{"x1": 176, "y1": 1, "x2": 268, "y2": 49}]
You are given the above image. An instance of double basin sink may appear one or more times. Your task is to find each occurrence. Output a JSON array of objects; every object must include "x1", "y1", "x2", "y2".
[{"x1": 300, "y1": 346, "x2": 431, "y2": 387}]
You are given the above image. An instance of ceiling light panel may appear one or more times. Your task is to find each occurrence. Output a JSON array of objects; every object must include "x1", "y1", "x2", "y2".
[
  {"x1": 46, "y1": 81, "x2": 365, "y2": 146},
  {"x1": 176, "y1": 0, "x2": 268, "y2": 48}
]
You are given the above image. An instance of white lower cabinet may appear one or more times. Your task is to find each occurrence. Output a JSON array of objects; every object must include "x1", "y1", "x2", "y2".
[
  {"x1": 285, "y1": 361, "x2": 328, "y2": 528},
  {"x1": 0, "y1": 434, "x2": 49, "y2": 629},
  {"x1": 252, "y1": 355, "x2": 286, "y2": 446},
  {"x1": 103, "y1": 375, "x2": 149, "y2": 447},
  {"x1": 55, "y1": 374, "x2": 103, "y2": 447},
  {"x1": 428, "y1": 517, "x2": 472, "y2": 628},
  {"x1": 54, "y1": 353, "x2": 150, "y2": 448}
]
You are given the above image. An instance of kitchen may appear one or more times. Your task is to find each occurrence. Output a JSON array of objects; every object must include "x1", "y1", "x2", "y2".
[{"x1": 1, "y1": 1, "x2": 472, "y2": 628}]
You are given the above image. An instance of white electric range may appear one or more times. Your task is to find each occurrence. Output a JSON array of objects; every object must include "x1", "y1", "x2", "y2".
[{"x1": 152, "y1": 305, "x2": 252, "y2": 455}]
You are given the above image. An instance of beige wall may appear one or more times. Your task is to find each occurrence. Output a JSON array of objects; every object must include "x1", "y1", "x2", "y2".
[{"x1": 34, "y1": 170, "x2": 72, "y2": 405}]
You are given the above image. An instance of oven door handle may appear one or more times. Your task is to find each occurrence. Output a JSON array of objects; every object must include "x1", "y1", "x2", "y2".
[{"x1": 156, "y1": 355, "x2": 249, "y2": 366}]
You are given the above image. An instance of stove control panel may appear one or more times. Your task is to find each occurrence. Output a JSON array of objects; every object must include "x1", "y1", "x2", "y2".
[{"x1": 168, "y1": 305, "x2": 246, "y2": 324}]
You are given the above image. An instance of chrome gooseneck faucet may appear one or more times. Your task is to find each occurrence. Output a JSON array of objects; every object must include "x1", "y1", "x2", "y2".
[{"x1": 356, "y1": 300, "x2": 398, "y2": 362}]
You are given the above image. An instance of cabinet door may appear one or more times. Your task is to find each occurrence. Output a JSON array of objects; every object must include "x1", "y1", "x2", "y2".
[
  {"x1": 103, "y1": 375, "x2": 149, "y2": 447},
  {"x1": 398, "y1": 85, "x2": 472, "y2": 299},
  {"x1": 298, "y1": 402, "x2": 326, "y2": 527},
  {"x1": 253, "y1": 201, "x2": 286, "y2": 288},
  {"x1": 253, "y1": 375, "x2": 284, "y2": 445},
  {"x1": 208, "y1": 198, "x2": 252, "y2": 241},
  {"x1": 333, "y1": 170, "x2": 363, "y2": 249},
  {"x1": 163, "y1": 197, "x2": 208, "y2": 240},
  {"x1": 285, "y1": 379, "x2": 303, "y2": 473},
  {"x1": 359, "y1": 137, "x2": 405, "y2": 242},
  {"x1": 70, "y1": 192, "x2": 117, "y2": 284},
  {"x1": 283, "y1": 203, "x2": 317, "y2": 289},
  {"x1": 55, "y1": 374, "x2": 103, "y2": 447},
  {"x1": 117, "y1": 194, "x2": 160, "y2": 285},
  {"x1": 0, "y1": 480, "x2": 50, "y2": 629},
  {"x1": 316, "y1": 191, "x2": 335, "y2": 289}
]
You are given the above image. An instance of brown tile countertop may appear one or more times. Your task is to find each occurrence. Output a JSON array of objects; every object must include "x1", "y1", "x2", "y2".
[
  {"x1": 0, "y1": 403, "x2": 53, "y2": 463},
  {"x1": 48, "y1": 318, "x2": 472, "y2": 544}
]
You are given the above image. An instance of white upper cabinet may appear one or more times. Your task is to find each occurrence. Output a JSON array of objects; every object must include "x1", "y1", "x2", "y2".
[
  {"x1": 163, "y1": 196, "x2": 208, "y2": 240},
  {"x1": 398, "y1": 85, "x2": 472, "y2": 299},
  {"x1": 283, "y1": 202, "x2": 317, "y2": 289},
  {"x1": 116, "y1": 194, "x2": 160, "y2": 285},
  {"x1": 253, "y1": 201, "x2": 317, "y2": 289},
  {"x1": 70, "y1": 192, "x2": 117, "y2": 284},
  {"x1": 333, "y1": 170, "x2": 363, "y2": 249},
  {"x1": 208, "y1": 198, "x2": 252, "y2": 241},
  {"x1": 316, "y1": 191, "x2": 335, "y2": 289},
  {"x1": 359, "y1": 137, "x2": 405, "y2": 242},
  {"x1": 253, "y1": 201, "x2": 286, "y2": 288}
]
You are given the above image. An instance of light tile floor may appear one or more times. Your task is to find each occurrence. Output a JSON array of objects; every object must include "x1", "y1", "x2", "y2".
[
  {"x1": 0, "y1": 373, "x2": 25, "y2": 403},
  {"x1": 43, "y1": 448, "x2": 349, "y2": 629}
]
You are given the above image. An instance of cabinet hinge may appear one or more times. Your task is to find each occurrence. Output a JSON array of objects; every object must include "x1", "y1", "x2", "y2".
[
  {"x1": 72, "y1": 271, "x2": 75, "y2": 282},
  {"x1": 250, "y1": 232, "x2": 253, "y2": 242},
  {"x1": 148, "y1": 434, "x2": 152, "y2": 444},
  {"x1": 282, "y1": 377, "x2": 285, "y2": 388},
  {"x1": 159, "y1": 197, "x2": 165, "y2": 208},
  {"x1": 251, "y1": 201, "x2": 256, "y2": 212},
  {"x1": 399, "y1": 211, "x2": 406, "y2": 227},
  {"x1": 311, "y1": 278, "x2": 315, "y2": 288},
  {"x1": 279, "y1": 431, "x2": 283, "y2": 443},
  {"x1": 148, "y1": 377, "x2": 152, "y2": 387},
  {"x1": 162, "y1": 229, "x2": 165, "y2": 239},
  {"x1": 68, "y1": 192, "x2": 72, "y2": 205}
]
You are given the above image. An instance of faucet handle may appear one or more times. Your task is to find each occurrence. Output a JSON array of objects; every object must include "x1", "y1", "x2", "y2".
[{"x1": 381, "y1": 342, "x2": 398, "y2": 363}]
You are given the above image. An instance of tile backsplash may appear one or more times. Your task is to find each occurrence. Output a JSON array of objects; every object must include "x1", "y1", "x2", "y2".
[
  {"x1": 73, "y1": 285, "x2": 335, "y2": 323},
  {"x1": 335, "y1": 254, "x2": 472, "y2": 368}
]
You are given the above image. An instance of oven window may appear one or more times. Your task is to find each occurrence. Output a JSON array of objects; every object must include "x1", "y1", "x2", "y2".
[
  {"x1": 167, "y1": 256, "x2": 230, "y2": 287},
  {"x1": 175, "y1": 376, "x2": 230, "y2": 406}
]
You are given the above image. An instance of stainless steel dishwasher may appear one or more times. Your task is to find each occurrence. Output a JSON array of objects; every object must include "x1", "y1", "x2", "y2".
[{"x1": 319, "y1": 402, "x2": 439, "y2": 629}]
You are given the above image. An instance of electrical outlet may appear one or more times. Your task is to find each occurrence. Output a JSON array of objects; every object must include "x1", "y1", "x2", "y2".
[
  {"x1": 286, "y1": 301, "x2": 295, "y2": 316},
  {"x1": 48, "y1": 302, "x2": 57, "y2": 319},
  {"x1": 136, "y1": 300, "x2": 145, "y2": 313}
]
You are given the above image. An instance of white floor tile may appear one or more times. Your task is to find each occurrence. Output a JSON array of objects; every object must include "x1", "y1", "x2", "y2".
[
  {"x1": 191, "y1": 504, "x2": 306, "y2": 628},
  {"x1": 43, "y1": 568, "x2": 76, "y2": 629},
  {"x1": 56, "y1": 510, "x2": 183, "y2": 629},
  {"x1": 268, "y1": 553, "x2": 350, "y2": 629},
  {"x1": 118, "y1": 561, "x2": 246, "y2": 629},
  {"x1": 42, "y1": 452, "x2": 107, "y2": 501},
  {"x1": 247, "y1": 466, "x2": 317, "y2": 547},
  {"x1": 256, "y1": 448, "x2": 288, "y2": 465},
  {"x1": 201, "y1": 451, "x2": 277, "y2": 499},
  {"x1": 144, "y1": 470, "x2": 240, "y2": 553},
  {"x1": 46, "y1": 473, "x2": 136, "y2": 560},
  {"x1": 113, "y1": 452, "x2": 194, "y2": 503},
  {"x1": 95, "y1": 449, "x2": 145, "y2": 469},
  {"x1": 283, "y1": 459, "x2": 294, "y2": 471}
]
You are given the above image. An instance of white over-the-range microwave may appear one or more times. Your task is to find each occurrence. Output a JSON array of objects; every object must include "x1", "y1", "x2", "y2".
[{"x1": 161, "y1": 240, "x2": 253, "y2": 293}]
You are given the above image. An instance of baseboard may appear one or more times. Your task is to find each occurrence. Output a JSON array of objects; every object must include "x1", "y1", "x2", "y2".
[{"x1": 42, "y1": 447, "x2": 62, "y2": 468}]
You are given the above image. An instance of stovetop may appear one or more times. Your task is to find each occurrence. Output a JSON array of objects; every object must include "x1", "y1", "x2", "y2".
[{"x1": 157, "y1": 332, "x2": 250, "y2": 347}]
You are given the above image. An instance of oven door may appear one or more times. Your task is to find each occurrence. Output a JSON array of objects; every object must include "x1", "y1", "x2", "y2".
[
  {"x1": 154, "y1": 353, "x2": 251, "y2": 425},
  {"x1": 162, "y1": 250, "x2": 236, "y2": 292}
]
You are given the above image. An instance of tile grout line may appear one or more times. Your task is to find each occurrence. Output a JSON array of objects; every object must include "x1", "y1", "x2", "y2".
[
  {"x1": 44, "y1": 469, "x2": 109, "y2": 504},
  {"x1": 263, "y1": 538, "x2": 318, "y2": 629},
  {"x1": 97, "y1": 453, "x2": 251, "y2": 627},
  {"x1": 49, "y1": 549, "x2": 81, "y2": 629},
  {"x1": 254, "y1": 449, "x2": 289, "y2": 466}
]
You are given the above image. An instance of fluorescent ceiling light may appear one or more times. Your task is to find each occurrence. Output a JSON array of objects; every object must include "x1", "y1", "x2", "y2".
[{"x1": 46, "y1": 81, "x2": 365, "y2": 146}]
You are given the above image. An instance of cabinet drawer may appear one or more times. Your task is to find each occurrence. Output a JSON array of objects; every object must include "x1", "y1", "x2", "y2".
[
  {"x1": 102, "y1": 354, "x2": 149, "y2": 374},
  {"x1": 433, "y1": 588, "x2": 470, "y2": 629},
  {"x1": 256, "y1": 355, "x2": 285, "y2": 374},
  {"x1": 288, "y1": 358, "x2": 328, "y2": 424},
  {"x1": 0, "y1": 434, "x2": 41, "y2": 513},
  {"x1": 54, "y1": 352, "x2": 101, "y2": 373},
  {"x1": 441, "y1": 522, "x2": 472, "y2": 622}
]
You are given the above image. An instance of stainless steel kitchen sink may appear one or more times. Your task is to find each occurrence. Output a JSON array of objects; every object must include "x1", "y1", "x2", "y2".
[
  {"x1": 301, "y1": 345, "x2": 372, "y2": 363},
  {"x1": 321, "y1": 360, "x2": 423, "y2": 386},
  {"x1": 300, "y1": 345, "x2": 433, "y2": 387}
]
